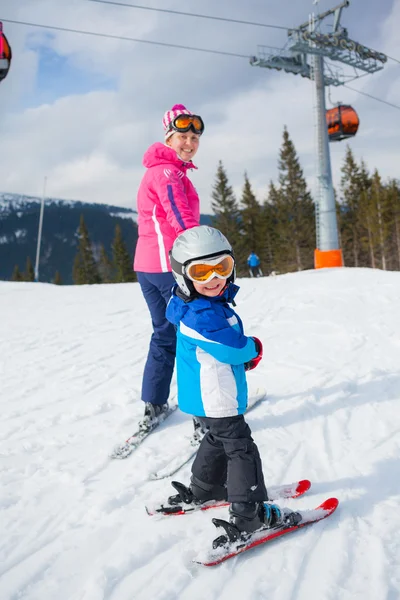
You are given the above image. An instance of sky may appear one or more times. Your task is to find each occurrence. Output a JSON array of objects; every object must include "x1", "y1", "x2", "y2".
[
  {"x1": 1, "y1": 267, "x2": 400, "y2": 598},
  {"x1": 0, "y1": 0, "x2": 399, "y2": 213}
]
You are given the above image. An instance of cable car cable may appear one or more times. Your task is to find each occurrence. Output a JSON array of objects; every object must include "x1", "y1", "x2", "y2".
[
  {"x1": 88, "y1": 0, "x2": 399, "y2": 69},
  {"x1": 94, "y1": 0, "x2": 400, "y2": 68},
  {"x1": 2, "y1": 18, "x2": 400, "y2": 111},
  {"x1": 0, "y1": 18, "x2": 262, "y2": 58},
  {"x1": 343, "y1": 84, "x2": 400, "y2": 111},
  {"x1": 3, "y1": 16, "x2": 400, "y2": 67},
  {"x1": 86, "y1": 0, "x2": 291, "y2": 31},
  {"x1": 386, "y1": 54, "x2": 400, "y2": 65}
]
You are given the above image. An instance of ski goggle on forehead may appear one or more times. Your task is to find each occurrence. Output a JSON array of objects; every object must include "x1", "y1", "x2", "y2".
[
  {"x1": 171, "y1": 115, "x2": 205, "y2": 135},
  {"x1": 184, "y1": 254, "x2": 234, "y2": 284}
]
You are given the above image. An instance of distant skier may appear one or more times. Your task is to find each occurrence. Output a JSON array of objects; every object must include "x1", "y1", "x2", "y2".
[
  {"x1": 247, "y1": 251, "x2": 263, "y2": 277},
  {"x1": 165, "y1": 225, "x2": 286, "y2": 535}
]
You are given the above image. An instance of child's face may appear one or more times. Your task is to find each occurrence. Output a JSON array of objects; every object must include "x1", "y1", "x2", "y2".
[
  {"x1": 167, "y1": 132, "x2": 200, "y2": 161},
  {"x1": 192, "y1": 277, "x2": 226, "y2": 297}
]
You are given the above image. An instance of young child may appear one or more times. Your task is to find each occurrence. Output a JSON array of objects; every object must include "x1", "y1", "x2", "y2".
[
  {"x1": 133, "y1": 104, "x2": 205, "y2": 432},
  {"x1": 165, "y1": 225, "x2": 284, "y2": 534}
]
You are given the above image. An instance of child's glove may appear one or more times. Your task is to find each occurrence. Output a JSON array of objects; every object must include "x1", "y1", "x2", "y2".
[{"x1": 244, "y1": 337, "x2": 263, "y2": 371}]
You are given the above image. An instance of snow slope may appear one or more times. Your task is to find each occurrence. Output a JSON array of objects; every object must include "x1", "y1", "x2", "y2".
[{"x1": 1, "y1": 268, "x2": 400, "y2": 600}]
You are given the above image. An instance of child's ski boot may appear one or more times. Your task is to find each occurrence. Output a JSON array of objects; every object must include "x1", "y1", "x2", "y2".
[{"x1": 212, "y1": 502, "x2": 302, "y2": 549}]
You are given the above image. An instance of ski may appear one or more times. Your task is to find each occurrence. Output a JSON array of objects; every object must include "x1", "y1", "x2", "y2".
[
  {"x1": 146, "y1": 479, "x2": 311, "y2": 516},
  {"x1": 195, "y1": 497, "x2": 339, "y2": 567},
  {"x1": 110, "y1": 404, "x2": 178, "y2": 459},
  {"x1": 149, "y1": 388, "x2": 267, "y2": 480}
]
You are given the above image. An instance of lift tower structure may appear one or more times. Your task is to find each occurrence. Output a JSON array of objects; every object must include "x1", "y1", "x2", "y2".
[{"x1": 250, "y1": 0, "x2": 387, "y2": 268}]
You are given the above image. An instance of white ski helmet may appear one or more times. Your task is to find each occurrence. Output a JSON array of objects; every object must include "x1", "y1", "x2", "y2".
[{"x1": 170, "y1": 225, "x2": 235, "y2": 298}]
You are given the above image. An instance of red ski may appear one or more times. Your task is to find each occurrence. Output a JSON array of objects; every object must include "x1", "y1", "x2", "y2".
[
  {"x1": 195, "y1": 497, "x2": 339, "y2": 567},
  {"x1": 146, "y1": 479, "x2": 311, "y2": 516}
]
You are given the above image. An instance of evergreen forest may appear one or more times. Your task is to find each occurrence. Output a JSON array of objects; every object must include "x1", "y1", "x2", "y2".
[
  {"x1": 211, "y1": 128, "x2": 400, "y2": 276},
  {"x1": 10, "y1": 127, "x2": 400, "y2": 284}
]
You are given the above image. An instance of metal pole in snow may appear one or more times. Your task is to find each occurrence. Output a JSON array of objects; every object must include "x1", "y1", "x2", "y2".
[{"x1": 34, "y1": 176, "x2": 47, "y2": 282}]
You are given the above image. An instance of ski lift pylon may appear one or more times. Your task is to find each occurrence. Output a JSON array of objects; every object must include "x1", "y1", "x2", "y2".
[{"x1": 326, "y1": 104, "x2": 359, "y2": 142}]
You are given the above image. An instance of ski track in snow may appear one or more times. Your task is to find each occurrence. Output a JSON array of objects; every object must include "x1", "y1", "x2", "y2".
[{"x1": 1, "y1": 269, "x2": 400, "y2": 599}]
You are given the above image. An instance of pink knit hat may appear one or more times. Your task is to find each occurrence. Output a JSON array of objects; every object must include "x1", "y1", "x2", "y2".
[{"x1": 163, "y1": 104, "x2": 193, "y2": 140}]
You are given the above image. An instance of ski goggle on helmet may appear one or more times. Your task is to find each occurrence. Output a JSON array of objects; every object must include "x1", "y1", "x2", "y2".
[
  {"x1": 169, "y1": 115, "x2": 205, "y2": 136},
  {"x1": 185, "y1": 254, "x2": 234, "y2": 284},
  {"x1": 170, "y1": 226, "x2": 235, "y2": 297}
]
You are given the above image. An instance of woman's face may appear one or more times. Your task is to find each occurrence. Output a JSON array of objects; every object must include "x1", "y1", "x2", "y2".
[{"x1": 167, "y1": 131, "x2": 200, "y2": 161}]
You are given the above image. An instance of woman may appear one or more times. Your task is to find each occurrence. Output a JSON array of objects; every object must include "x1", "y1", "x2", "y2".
[{"x1": 134, "y1": 104, "x2": 204, "y2": 431}]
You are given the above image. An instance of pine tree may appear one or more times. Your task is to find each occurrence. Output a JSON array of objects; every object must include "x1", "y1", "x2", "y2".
[
  {"x1": 340, "y1": 146, "x2": 366, "y2": 267},
  {"x1": 386, "y1": 179, "x2": 400, "y2": 270},
  {"x1": 271, "y1": 127, "x2": 315, "y2": 272},
  {"x1": 211, "y1": 161, "x2": 242, "y2": 258},
  {"x1": 369, "y1": 170, "x2": 391, "y2": 270},
  {"x1": 53, "y1": 271, "x2": 62, "y2": 285},
  {"x1": 356, "y1": 160, "x2": 374, "y2": 268},
  {"x1": 112, "y1": 225, "x2": 136, "y2": 283},
  {"x1": 262, "y1": 182, "x2": 282, "y2": 274},
  {"x1": 11, "y1": 265, "x2": 23, "y2": 281},
  {"x1": 72, "y1": 215, "x2": 101, "y2": 285},
  {"x1": 24, "y1": 256, "x2": 35, "y2": 282},
  {"x1": 340, "y1": 149, "x2": 400, "y2": 271},
  {"x1": 239, "y1": 173, "x2": 264, "y2": 275},
  {"x1": 98, "y1": 244, "x2": 114, "y2": 283}
]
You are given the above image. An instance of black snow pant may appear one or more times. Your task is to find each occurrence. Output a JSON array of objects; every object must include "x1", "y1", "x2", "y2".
[
  {"x1": 250, "y1": 266, "x2": 259, "y2": 277},
  {"x1": 191, "y1": 414, "x2": 268, "y2": 503}
]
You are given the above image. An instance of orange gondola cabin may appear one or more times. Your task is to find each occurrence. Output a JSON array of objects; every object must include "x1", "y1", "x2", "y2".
[
  {"x1": 326, "y1": 105, "x2": 359, "y2": 142},
  {"x1": 0, "y1": 22, "x2": 12, "y2": 83}
]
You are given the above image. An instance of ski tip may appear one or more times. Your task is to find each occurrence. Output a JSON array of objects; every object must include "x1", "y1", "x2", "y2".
[
  {"x1": 109, "y1": 448, "x2": 126, "y2": 460},
  {"x1": 295, "y1": 480, "x2": 312, "y2": 496},
  {"x1": 318, "y1": 497, "x2": 339, "y2": 513}
]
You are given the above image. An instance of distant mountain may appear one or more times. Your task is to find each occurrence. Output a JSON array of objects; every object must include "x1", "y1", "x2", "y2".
[{"x1": 0, "y1": 192, "x2": 212, "y2": 284}]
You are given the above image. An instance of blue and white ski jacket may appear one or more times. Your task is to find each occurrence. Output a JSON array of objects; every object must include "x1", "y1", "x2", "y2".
[{"x1": 166, "y1": 283, "x2": 258, "y2": 418}]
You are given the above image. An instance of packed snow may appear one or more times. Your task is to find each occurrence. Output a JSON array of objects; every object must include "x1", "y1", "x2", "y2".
[{"x1": 1, "y1": 268, "x2": 400, "y2": 600}]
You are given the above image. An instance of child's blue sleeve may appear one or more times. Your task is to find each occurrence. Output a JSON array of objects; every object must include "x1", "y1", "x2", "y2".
[{"x1": 180, "y1": 308, "x2": 258, "y2": 365}]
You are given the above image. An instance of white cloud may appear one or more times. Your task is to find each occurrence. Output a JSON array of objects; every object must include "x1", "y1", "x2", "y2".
[{"x1": 0, "y1": 0, "x2": 399, "y2": 213}]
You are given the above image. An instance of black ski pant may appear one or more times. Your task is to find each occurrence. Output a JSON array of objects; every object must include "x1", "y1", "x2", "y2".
[
  {"x1": 249, "y1": 266, "x2": 262, "y2": 277},
  {"x1": 250, "y1": 266, "x2": 259, "y2": 277},
  {"x1": 191, "y1": 414, "x2": 268, "y2": 503}
]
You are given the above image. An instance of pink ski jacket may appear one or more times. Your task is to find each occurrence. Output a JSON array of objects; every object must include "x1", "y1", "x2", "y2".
[{"x1": 133, "y1": 142, "x2": 200, "y2": 273}]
